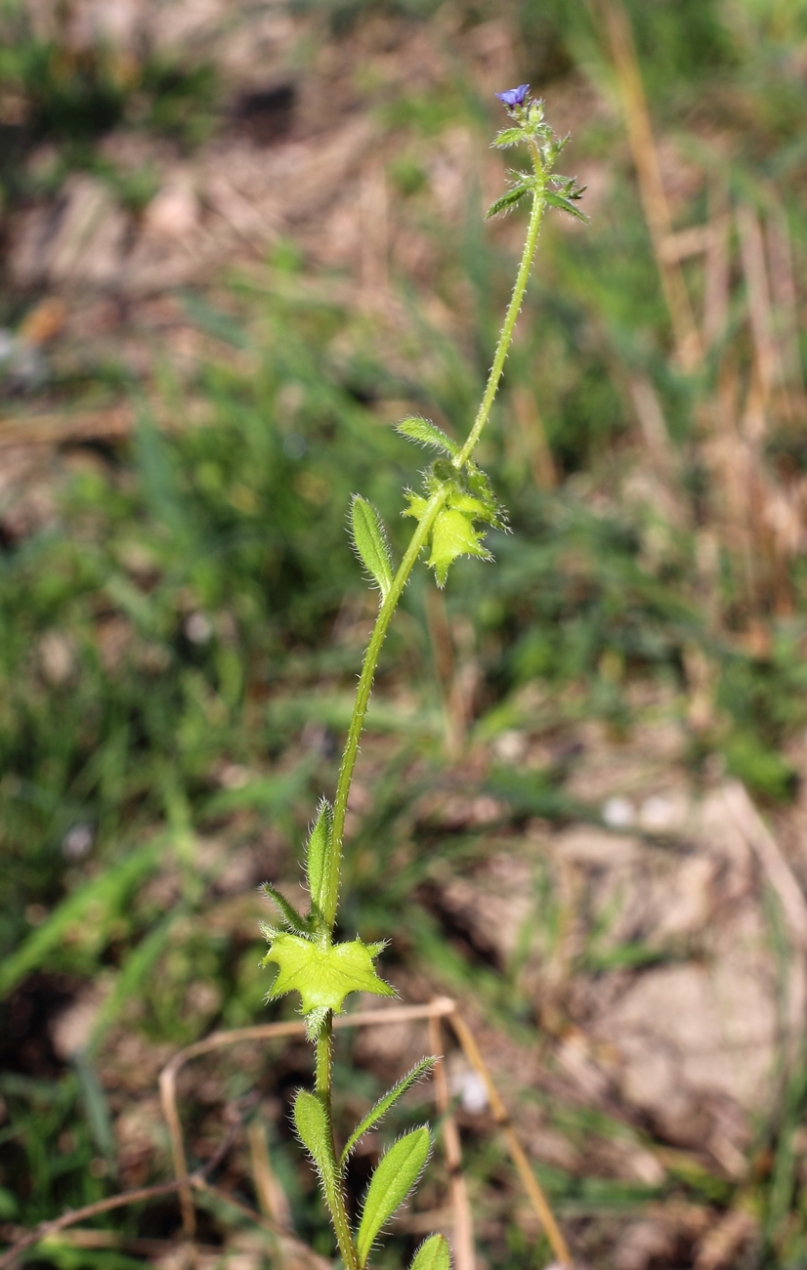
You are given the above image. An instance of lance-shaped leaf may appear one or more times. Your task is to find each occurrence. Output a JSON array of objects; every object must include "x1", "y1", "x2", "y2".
[
  {"x1": 492, "y1": 127, "x2": 525, "y2": 149},
  {"x1": 486, "y1": 184, "x2": 529, "y2": 220},
  {"x1": 305, "y1": 798, "x2": 333, "y2": 917},
  {"x1": 356, "y1": 1127, "x2": 431, "y2": 1268},
  {"x1": 428, "y1": 508, "x2": 491, "y2": 587},
  {"x1": 410, "y1": 1234, "x2": 451, "y2": 1270},
  {"x1": 260, "y1": 882, "x2": 309, "y2": 936},
  {"x1": 262, "y1": 932, "x2": 395, "y2": 1016},
  {"x1": 544, "y1": 189, "x2": 588, "y2": 223},
  {"x1": 293, "y1": 1090, "x2": 335, "y2": 1190},
  {"x1": 350, "y1": 495, "x2": 394, "y2": 601},
  {"x1": 340, "y1": 1057, "x2": 436, "y2": 1169},
  {"x1": 396, "y1": 417, "x2": 458, "y2": 457}
]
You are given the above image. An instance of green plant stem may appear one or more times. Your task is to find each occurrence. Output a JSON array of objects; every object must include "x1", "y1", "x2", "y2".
[
  {"x1": 324, "y1": 1148, "x2": 360, "y2": 1270},
  {"x1": 314, "y1": 1013, "x2": 359, "y2": 1270},
  {"x1": 325, "y1": 483, "x2": 450, "y2": 932},
  {"x1": 455, "y1": 165, "x2": 546, "y2": 469},
  {"x1": 315, "y1": 1013, "x2": 333, "y2": 1099},
  {"x1": 315, "y1": 171, "x2": 548, "y2": 1270},
  {"x1": 326, "y1": 178, "x2": 548, "y2": 934}
]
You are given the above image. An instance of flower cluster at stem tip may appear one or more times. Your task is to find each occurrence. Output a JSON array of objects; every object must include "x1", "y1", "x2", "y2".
[{"x1": 495, "y1": 83, "x2": 530, "y2": 109}]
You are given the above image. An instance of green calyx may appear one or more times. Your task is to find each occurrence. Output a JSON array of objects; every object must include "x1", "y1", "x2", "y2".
[
  {"x1": 402, "y1": 455, "x2": 507, "y2": 588},
  {"x1": 261, "y1": 930, "x2": 395, "y2": 1033}
]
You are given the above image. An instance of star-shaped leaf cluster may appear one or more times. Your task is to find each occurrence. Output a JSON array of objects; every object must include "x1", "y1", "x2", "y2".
[
  {"x1": 261, "y1": 931, "x2": 394, "y2": 1036},
  {"x1": 260, "y1": 800, "x2": 394, "y2": 1036},
  {"x1": 402, "y1": 451, "x2": 507, "y2": 588}
]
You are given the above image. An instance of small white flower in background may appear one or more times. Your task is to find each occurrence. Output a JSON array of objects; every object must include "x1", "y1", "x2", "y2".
[
  {"x1": 62, "y1": 823, "x2": 94, "y2": 860},
  {"x1": 185, "y1": 612, "x2": 213, "y2": 644},
  {"x1": 448, "y1": 1056, "x2": 489, "y2": 1114},
  {"x1": 602, "y1": 795, "x2": 635, "y2": 830}
]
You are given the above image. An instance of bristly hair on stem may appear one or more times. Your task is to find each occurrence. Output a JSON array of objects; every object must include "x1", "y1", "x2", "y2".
[{"x1": 258, "y1": 86, "x2": 583, "y2": 1270}]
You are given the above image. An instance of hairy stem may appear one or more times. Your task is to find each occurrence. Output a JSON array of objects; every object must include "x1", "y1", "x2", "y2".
[
  {"x1": 314, "y1": 168, "x2": 548, "y2": 1270},
  {"x1": 325, "y1": 483, "x2": 450, "y2": 932},
  {"x1": 315, "y1": 1013, "x2": 333, "y2": 1100},
  {"x1": 325, "y1": 175, "x2": 548, "y2": 934},
  {"x1": 314, "y1": 1014, "x2": 359, "y2": 1270},
  {"x1": 455, "y1": 161, "x2": 546, "y2": 469}
]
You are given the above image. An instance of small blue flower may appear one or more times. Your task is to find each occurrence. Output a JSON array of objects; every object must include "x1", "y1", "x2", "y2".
[{"x1": 495, "y1": 84, "x2": 530, "y2": 108}]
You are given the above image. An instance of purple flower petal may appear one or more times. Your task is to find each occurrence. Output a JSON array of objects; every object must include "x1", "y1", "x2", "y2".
[{"x1": 495, "y1": 84, "x2": 530, "y2": 108}]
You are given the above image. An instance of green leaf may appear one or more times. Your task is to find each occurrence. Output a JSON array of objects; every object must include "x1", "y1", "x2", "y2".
[
  {"x1": 293, "y1": 1090, "x2": 335, "y2": 1189},
  {"x1": 486, "y1": 185, "x2": 528, "y2": 219},
  {"x1": 428, "y1": 508, "x2": 491, "y2": 587},
  {"x1": 544, "y1": 189, "x2": 588, "y2": 222},
  {"x1": 356, "y1": 1127, "x2": 432, "y2": 1267},
  {"x1": 396, "y1": 417, "x2": 458, "y2": 457},
  {"x1": 305, "y1": 798, "x2": 333, "y2": 917},
  {"x1": 410, "y1": 1234, "x2": 451, "y2": 1270},
  {"x1": 260, "y1": 882, "x2": 309, "y2": 936},
  {"x1": 402, "y1": 490, "x2": 429, "y2": 521},
  {"x1": 446, "y1": 492, "x2": 491, "y2": 520},
  {"x1": 351, "y1": 495, "x2": 394, "y2": 601},
  {"x1": 340, "y1": 1057, "x2": 437, "y2": 1168},
  {"x1": 466, "y1": 462, "x2": 508, "y2": 530},
  {"x1": 492, "y1": 127, "x2": 525, "y2": 149},
  {"x1": 262, "y1": 933, "x2": 395, "y2": 1015}
]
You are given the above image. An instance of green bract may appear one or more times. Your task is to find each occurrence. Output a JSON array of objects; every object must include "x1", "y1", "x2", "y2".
[
  {"x1": 262, "y1": 932, "x2": 394, "y2": 1017},
  {"x1": 402, "y1": 458, "x2": 506, "y2": 588}
]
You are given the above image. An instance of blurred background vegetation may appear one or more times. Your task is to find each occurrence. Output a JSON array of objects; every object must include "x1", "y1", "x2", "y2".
[{"x1": 3, "y1": 0, "x2": 807, "y2": 1266}]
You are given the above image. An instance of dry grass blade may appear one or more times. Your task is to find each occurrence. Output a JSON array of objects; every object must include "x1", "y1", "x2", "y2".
[
  {"x1": 160, "y1": 999, "x2": 458, "y2": 1239},
  {"x1": 703, "y1": 188, "x2": 731, "y2": 347},
  {"x1": 159, "y1": 997, "x2": 569, "y2": 1266},
  {"x1": 0, "y1": 1182, "x2": 183, "y2": 1270},
  {"x1": 512, "y1": 387, "x2": 557, "y2": 490},
  {"x1": 658, "y1": 225, "x2": 715, "y2": 263},
  {"x1": 721, "y1": 780, "x2": 807, "y2": 954},
  {"x1": 590, "y1": 0, "x2": 702, "y2": 370},
  {"x1": 447, "y1": 1012, "x2": 572, "y2": 1267},
  {"x1": 247, "y1": 1118, "x2": 295, "y2": 1232},
  {"x1": 766, "y1": 203, "x2": 806, "y2": 415},
  {"x1": 428, "y1": 1012, "x2": 475, "y2": 1270},
  {"x1": 736, "y1": 204, "x2": 780, "y2": 410},
  {"x1": 190, "y1": 1177, "x2": 330, "y2": 1269},
  {"x1": 629, "y1": 376, "x2": 678, "y2": 481}
]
